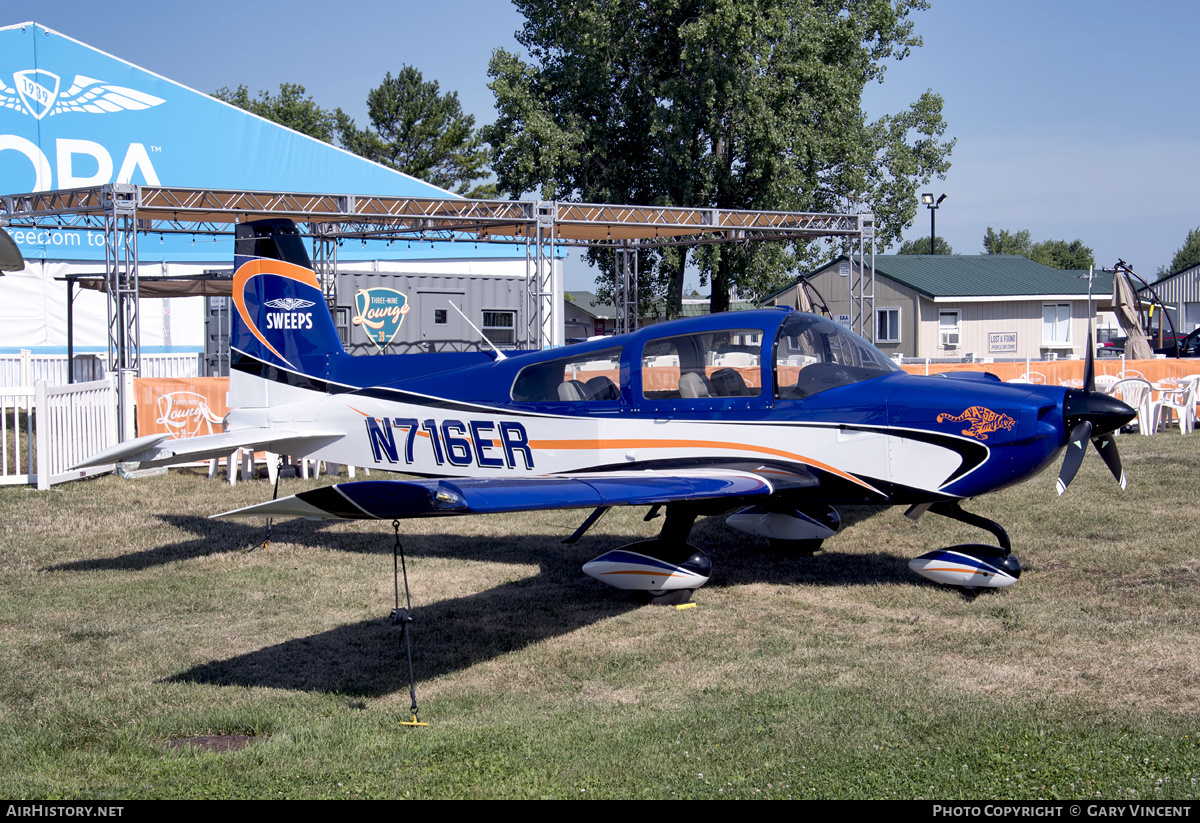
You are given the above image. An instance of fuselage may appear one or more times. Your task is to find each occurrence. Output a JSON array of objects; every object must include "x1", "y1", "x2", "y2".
[{"x1": 230, "y1": 303, "x2": 1071, "y2": 506}]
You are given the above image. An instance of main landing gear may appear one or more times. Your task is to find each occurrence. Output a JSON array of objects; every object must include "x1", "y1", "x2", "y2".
[
  {"x1": 905, "y1": 500, "x2": 1021, "y2": 589},
  {"x1": 578, "y1": 504, "x2": 712, "y2": 605}
]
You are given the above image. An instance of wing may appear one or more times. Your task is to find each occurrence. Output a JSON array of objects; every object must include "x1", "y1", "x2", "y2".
[
  {"x1": 0, "y1": 77, "x2": 23, "y2": 113},
  {"x1": 214, "y1": 469, "x2": 778, "y2": 521},
  {"x1": 72, "y1": 428, "x2": 344, "y2": 469}
]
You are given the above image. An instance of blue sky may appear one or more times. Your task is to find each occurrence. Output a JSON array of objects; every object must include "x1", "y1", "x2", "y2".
[{"x1": 13, "y1": 0, "x2": 1200, "y2": 288}]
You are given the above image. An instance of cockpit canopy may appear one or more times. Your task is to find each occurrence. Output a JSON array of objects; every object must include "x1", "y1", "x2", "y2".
[
  {"x1": 774, "y1": 313, "x2": 899, "y2": 400},
  {"x1": 508, "y1": 311, "x2": 898, "y2": 406}
]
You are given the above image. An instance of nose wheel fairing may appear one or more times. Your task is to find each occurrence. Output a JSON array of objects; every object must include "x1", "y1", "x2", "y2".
[{"x1": 909, "y1": 544, "x2": 1021, "y2": 589}]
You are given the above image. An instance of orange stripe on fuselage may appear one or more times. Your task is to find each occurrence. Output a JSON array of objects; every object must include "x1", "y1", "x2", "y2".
[
  {"x1": 527, "y1": 437, "x2": 877, "y2": 492},
  {"x1": 344, "y1": 403, "x2": 875, "y2": 492},
  {"x1": 597, "y1": 570, "x2": 686, "y2": 578}
]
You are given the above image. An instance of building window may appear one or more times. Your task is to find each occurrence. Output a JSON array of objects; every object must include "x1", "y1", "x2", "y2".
[
  {"x1": 433, "y1": 309, "x2": 447, "y2": 325},
  {"x1": 939, "y1": 310, "x2": 961, "y2": 349},
  {"x1": 876, "y1": 308, "x2": 901, "y2": 343},
  {"x1": 335, "y1": 307, "x2": 350, "y2": 346},
  {"x1": 483, "y1": 310, "x2": 516, "y2": 346},
  {"x1": 1042, "y1": 303, "x2": 1071, "y2": 345}
]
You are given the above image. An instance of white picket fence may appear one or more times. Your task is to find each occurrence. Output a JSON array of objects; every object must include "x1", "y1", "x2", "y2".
[
  {"x1": 1, "y1": 378, "x2": 118, "y2": 489},
  {"x1": 1, "y1": 378, "x2": 359, "y2": 490},
  {"x1": 0, "y1": 386, "x2": 35, "y2": 485},
  {"x1": 0, "y1": 350, "x2": 201, "y2": 388}
]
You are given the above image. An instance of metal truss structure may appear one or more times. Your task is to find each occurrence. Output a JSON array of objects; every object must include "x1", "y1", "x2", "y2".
[
  {"x1": 614, "y1": 242, "x2": 639, "y2": 336},
  {"x1": 1, "y1": 184, "x2": 875, "y2": 437}
]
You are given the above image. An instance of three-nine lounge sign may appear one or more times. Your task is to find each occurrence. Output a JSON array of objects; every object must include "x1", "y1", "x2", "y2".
[{"x1": 353, "y1": 288, "x2": 411, "y2": 350}]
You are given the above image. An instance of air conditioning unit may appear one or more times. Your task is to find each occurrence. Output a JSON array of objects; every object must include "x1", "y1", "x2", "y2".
[{"x1": 940, "y1": 331, "x2": 960, "y2": 348}]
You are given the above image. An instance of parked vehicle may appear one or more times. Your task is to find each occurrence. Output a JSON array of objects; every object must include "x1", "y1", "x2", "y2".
[{"x1": 1097, "y1": 328, "x2": 1197, "y2": 357}]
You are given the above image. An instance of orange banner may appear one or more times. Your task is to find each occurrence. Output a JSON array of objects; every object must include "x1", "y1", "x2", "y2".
[
  {"x1": 900, "y1": 359, "x2": 1200, "y2": 386},
  {"x1": 134, "y1": 377, "x2": 230, "y2": 438}
]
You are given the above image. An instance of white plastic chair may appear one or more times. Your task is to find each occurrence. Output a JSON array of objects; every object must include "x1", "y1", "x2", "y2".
[
  {"x1": 1149, "y1": 380, "x2": 1197, "y2": 434},
  {"x1": 1095, "y1": 374, "x2": 1119, "y2": 394},
  {"x1": 1110, "y1": 378, "x2": 1155, "y2": 435}
]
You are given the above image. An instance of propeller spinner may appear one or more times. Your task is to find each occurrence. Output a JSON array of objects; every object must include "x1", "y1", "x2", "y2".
[{"x1": 1056, "y1": 333, "x2": 1136, "y2": 495}]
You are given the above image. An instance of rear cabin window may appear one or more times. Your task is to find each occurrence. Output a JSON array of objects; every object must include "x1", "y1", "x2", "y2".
[
  {"x1": 640, "y1": 329, "x2": 763, "y2": 400},
  {"x1": 511, "y1": 347, "x2": 624, "y2": 402}
]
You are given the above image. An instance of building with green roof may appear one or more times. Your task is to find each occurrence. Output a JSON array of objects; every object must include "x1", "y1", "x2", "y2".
[{"x1": 762, "y1": 255, "x2": 1113, "y2": 360}]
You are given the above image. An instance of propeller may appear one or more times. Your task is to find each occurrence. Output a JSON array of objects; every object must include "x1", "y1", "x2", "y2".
[{"x1": 1056, "y1": 331, "x2": 1135, "y2": 495}]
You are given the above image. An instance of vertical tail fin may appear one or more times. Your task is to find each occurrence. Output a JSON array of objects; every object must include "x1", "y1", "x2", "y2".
[{"x1": 231, "y1": 219, "x2": 345, "y2": 373}]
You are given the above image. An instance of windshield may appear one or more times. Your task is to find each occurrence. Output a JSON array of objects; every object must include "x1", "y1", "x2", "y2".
[{"x1": 774, "y1": 313, "x2": 899, "y2": 400}]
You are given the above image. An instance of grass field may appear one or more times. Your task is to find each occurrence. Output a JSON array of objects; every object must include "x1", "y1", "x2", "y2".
[{"x1": 1, "y1": 433, "x2": 1197, "y2": 799}]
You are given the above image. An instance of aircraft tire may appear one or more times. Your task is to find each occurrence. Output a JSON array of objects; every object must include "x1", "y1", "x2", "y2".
[
  {"x1": 646, "y1": 588, "x2": 694, "y2": 606},
  {"x1": 768, "y1": 538, "x2": 824, "y2": 556}
]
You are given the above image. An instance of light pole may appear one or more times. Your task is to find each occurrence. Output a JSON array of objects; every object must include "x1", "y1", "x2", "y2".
[{"x1": 921, "y1": 192, "x2": 947, "y2": 254}]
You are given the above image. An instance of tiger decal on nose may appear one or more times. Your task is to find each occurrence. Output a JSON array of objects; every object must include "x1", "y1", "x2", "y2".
[{"x1": 936, "y1": 407, "x2": 1016, "y2": 440}]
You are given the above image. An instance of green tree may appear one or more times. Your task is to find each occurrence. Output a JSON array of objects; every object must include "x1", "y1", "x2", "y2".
[
  {"x1": 212, "y1": 83, "x2": 336, "y2": 143},
  {"x1": 1029, "y1": 238, "x2": 1094, "y2": 270},
  {"x1": 982, "y1": 227, "x2": 1032, "y2": 256},
  {"x1": 982, "y1": 228, "x2": 1093, "y2": 270},
  {"x1": 1160, "y1": 227, "x2": 1200, "y2": 279},
  {"x1": 898, "y1": 236, "x2": 953, "y2": 255},
  {"x1": 485, "y1": 0, "x2": 954, "y2": 315},
  {"x1": 336, "y1": 67, "x2": 496, "y2": 198}
]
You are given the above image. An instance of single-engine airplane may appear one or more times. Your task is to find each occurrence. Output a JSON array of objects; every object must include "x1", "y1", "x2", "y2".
[{"x1": 81, "y1": 218, "x2": 1135, "y2": 601}]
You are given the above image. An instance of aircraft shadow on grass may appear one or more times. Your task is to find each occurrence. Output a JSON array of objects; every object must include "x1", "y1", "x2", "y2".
[
  {"x1": 139, "y1": 506, "x2": 946, "y2": 696},
  {"x1": 45, "y1": 500, "x2": 903, "y2": 576},
  {"x1": 167, "y1": 569, "x2": 636, "y2": 695}
]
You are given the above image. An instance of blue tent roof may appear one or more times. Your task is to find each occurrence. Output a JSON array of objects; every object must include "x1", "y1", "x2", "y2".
[{"x1": 0, "y1": 22, "x2": 520, "y2": 262}]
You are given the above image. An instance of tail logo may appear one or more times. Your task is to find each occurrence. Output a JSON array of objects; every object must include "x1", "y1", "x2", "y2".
[
  {"x1": 353, "y1": 288, "x2": 411, "y2": 350},
  {"x1": 233, "y1": 258, "x2": 323, "y2": 368},
  {"x1": 264, "y1": 298, "x2": 315, "y2": 311}
]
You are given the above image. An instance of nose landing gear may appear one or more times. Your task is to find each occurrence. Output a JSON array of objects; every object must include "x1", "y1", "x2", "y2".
[{"x1": 906, "y1": 501, "x2": 1021, "y2": 589}]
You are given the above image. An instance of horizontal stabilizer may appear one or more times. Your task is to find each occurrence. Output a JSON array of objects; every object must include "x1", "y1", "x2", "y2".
[
  {"x1": 215, "y1": 469, "x2": 774, "y2": 520},
  {"x1": 73, "y1": 428, "x2": 344, "y2": 469}
]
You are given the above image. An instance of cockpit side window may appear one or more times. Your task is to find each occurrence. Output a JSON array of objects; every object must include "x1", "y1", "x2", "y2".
[
  {"x1": 775, "y1": 314, "x2": 899, "y2": 400},
  {"x1": 511, "y1": 346, "x2": 624, "y2": 403},
  {"x1": 641, "y1": 329, "x2": 763, "y2": 400}
]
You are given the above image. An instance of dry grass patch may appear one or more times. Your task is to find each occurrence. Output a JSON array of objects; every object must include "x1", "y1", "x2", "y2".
[{"x1": 0, "y1": 440, "x2": 1198, "y2": 798}]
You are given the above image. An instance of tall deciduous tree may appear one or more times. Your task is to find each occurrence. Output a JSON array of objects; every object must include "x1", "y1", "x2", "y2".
[
  {"x1": 1029, "y1": 238, "x2": 1094, "y2": 270},
  {"x1": 336, "y1": 67, "x2": 496, "y2": 198},
  {"x1": 898, "y1": 236, "x2": 953, "y2": 255},
  {"x1": 983, "y1": 228, "x2": 1094, "y2": 270},
  {"x1": 213, "y1": 83, "x2": 337, "y2": 143},
  {"x1": 982, "y1": 227, "x2": 1032, "y2": 257},
  {"x1": 1160, "y1": 227, "x2": 1200, "y2": 279},
  {"x1": 485, "y1": 0, "x2": 954, "y2": 314}
]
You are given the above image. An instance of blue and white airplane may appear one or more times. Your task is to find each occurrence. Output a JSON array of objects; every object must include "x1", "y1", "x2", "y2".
[{"x1": 84, "y1": 219, "x2": 1135, "y2": 602}]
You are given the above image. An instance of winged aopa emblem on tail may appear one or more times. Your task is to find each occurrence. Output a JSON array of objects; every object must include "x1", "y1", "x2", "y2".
[
  {"x1": 264, "y1": 298, "x2": 316, "y2": 311},
  {"x1": 0, "y1": 70, "x2": 164, "y2": 120}
]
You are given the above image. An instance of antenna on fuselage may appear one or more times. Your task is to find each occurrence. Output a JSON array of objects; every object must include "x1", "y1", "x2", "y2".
[{"x1": 449, "y1": 301, "x2": 508, "y2": 361}]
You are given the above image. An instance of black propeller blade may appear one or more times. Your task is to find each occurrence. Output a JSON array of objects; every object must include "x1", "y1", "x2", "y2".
[
  {"x1": 1093, "y1": 432, "x2": 1127, "y2": 491},
  {"x1": 1056, "y1": 420, "x2": 1093, "y2": 495},
  {"x1": 1056, "y1": 331, "x2": 1136, "y2": 496}
]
